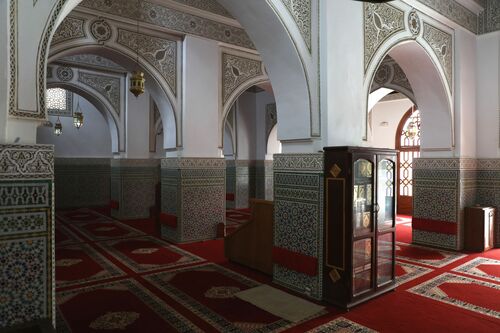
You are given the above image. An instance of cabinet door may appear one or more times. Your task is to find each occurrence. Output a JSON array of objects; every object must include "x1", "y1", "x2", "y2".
[
  {"x1": 376, "y1": 158, "x2": 396, "y2": 231},
  {"x1": 353, "y1": 158, "x2": 374, "y2": 237}
]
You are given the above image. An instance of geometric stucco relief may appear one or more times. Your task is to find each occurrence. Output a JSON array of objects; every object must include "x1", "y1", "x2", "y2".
[
  {"x1": 222, "y1": 53, "x2": 264, "y2": 104},
  {"x1": 364, "y1": 3, "x2": 405, "y2": 72},
  {"x1": 171, "y1": 0, "x2": 233, "y2": 18},
  {"x1": 416, "y1": 0, "x2": 478, "y2": 34},
  {"x1": 117, "y1": 29, "x2": 178, "y2": 94},
  {"x1": 77, "y1": 72, "x2": 121, "y2": 115},
  {"x1": 57, "y1": 54, "x2": 126, "y2": 72},
  {"x1": 479, "y1": 0, "x2": 500, "y2": 34},
  {"x1": 52, "y1": 16, "x2": 86, "y2": 45},
  {"x1": 281, "y1": 0, "x2": 312, "y2": 51},
  {"x1": 79, "y1": 0, "x2": 255, "y2": 50},
  {"x1": 423, "y1": 22, "x2": 453, "y2": 90},
  {"x1": 371, "y1": 56, "x2": 414, "y2": 100}
]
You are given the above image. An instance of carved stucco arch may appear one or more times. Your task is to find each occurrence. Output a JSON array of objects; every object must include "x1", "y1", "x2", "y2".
[
  {"x1": 47, "y1": 82, "x2": 121, "y2": 153},
  {"x1": 41, "y1": 0, "x2": 314, "y2": 149},
  {"x1": 365, "y1": 37, "x2": 454, "y2": 151},
  {"x1": 48, "y1": 44, "x2": 179, "y2": 150}
]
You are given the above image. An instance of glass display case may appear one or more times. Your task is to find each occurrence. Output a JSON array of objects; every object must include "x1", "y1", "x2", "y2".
[{"x1": 324, "y1": 146, "x2": 396, "y2": 309}]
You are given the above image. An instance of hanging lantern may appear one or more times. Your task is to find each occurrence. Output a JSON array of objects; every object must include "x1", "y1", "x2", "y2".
[
  {"x1": 129, "y1": 70, "x2": 145, "y2": 97},
  {"x1": 73, "y1": 111, "x2": 84, "y2": 129},
  {"x1": 73, "y1": 100, "x2": 84, "y2": 129},
  {"x1": 406, "y1": 121, "x2": 418, "y2": 140},
  {"x1": 54, "y1": 117, "x2": 63, "y2": 136}
]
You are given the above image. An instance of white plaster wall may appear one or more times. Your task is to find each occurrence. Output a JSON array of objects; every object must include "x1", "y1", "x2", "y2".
[
  {"x1": 476, "y1": 31, "x2": 500, "y2": 158},
  {"x1": 126, "y1": 91, "x2": 151, "y2": 158},
  {"x1": 255, "y1": 91, "x2": 276, "y2": 160},
  {"x1": 236, "y1": 92, "x2": 257, "y2": 160},
  {"x1": 322, "y1": 0, "x2": 365, "y2": 147},
  {"x1": 179, "y1": 36, "x2": 220, "y2": 158},
  {"x1": 266, "y1": 125, "x2": 282, "y2": 159},
  {"x1": 370, "y1": 98, "x2": 414, "y2": 149},
  {"x1": 37, "y1": 96, "x2": 112, "y2": 157},
  {"x1": 454, "y1": 30, "x2": 477, "y2": 158},
  {"x1": 223, "y1": 125, "x2": 234, "y2": 157}
]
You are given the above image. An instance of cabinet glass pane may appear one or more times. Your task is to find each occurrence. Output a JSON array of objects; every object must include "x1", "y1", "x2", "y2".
[
  {"x1": 377, "y1": 159, "x2": 395, "y2": 230},
  {"x1": 353, "y1": 238, "x2": 372, "y2": 295},
  {"x1": 353, "y1": 159, "x2": 373, "y2": 236},
  {"x1": 377, "y1": 232, "x2": 394, "y2": 286}
]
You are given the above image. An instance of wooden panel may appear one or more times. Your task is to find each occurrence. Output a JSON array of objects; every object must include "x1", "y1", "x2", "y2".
[
  {"x1": 224, "y1": 200, "x2": 274, "y2": 275},
  {"x1": 465, "y1": 207, "x2": 495, "y2": 252}
]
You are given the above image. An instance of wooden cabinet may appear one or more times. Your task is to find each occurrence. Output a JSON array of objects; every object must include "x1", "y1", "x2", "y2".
[
  {"x1": 464, "y1": 206, "x2": 495, "y2": 252},
  {"x1": 323, "y1": 146, "x2": 397, "y2": 309}
]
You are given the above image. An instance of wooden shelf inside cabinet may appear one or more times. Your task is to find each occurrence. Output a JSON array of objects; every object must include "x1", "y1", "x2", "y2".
[{"x1": 323, "y1": 146, "x2": 397, "y2": 309}]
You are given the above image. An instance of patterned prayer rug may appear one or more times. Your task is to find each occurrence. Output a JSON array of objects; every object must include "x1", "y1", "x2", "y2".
[
  {"x1": 56, "y1": 223, "x2": 84, "y2": 247},
  {"x1": 63, "y1": 219, "x2": 145, "y2": 242},
  {"x1": 56, "y1": 243, "x2": 125, "y2": 288},
  {"x1": 393, "y1": 242, "x2": 466, "y2": 268},
  {"x1": 56, "y1": 278, "x2": 202, "y2": 332},
  {"x1": 452, "y1": 257, "x2": 500, "y2": 283},
  {"x1": 144, "y1": 263, "x2": 321, "y2": 332},
  {"x1": 58, "y1": 208, "x2": 107, "y2": 223},
  {"x1": 409, "y1": 273, "x2": 500, "y2": 319},
  {"x1": 306, "y1": 317, "x2": 378, "y2": 332},
  {"x1": 395, "y1": 261, "x2": 433, "y2": 287},
  {"x1": 97, "y1": 236, "x2": 204, "y2": 273}
]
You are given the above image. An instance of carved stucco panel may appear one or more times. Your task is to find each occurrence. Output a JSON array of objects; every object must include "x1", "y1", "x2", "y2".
[
  {"x1": 364, "y1": 3, "x2": 405, "y2": 72},
  {"x1": 423, "y1": 22, "x2": 453, "y2": 90},
  {"x1": 117, "y1": 29, "x2": 177, "y2": 94},
  {"x1": 79, "y1": 0, "x2": 254, "y2": 49},
  {"x1": 77, "y1": 72, "x2": 121, "y2": 115},
  {"x1": 52, "y1": 16, "x2": 86, "y2": 45},
  {"x1": 222, "y1": 53, "x2": 264, "y2": 104},
  {"x1": 281, "y1": 0, "x2": 312, "y2": 51}
]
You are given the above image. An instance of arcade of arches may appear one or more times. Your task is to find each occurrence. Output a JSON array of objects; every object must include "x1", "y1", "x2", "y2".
[{"x1": 1, "y1": 0, "x2": 499, "y2": 332}]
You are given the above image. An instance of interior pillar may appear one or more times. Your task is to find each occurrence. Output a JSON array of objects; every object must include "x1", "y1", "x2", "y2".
[
  {"x1": 272, "y1": 153, "x2": 324, "y2": 300},
  {"x1": 160, "y1": 158, "x2": 225, "y2": 243},
  {"x1": 0, "y1": 144, "x2": 55, "y2": 329},
  {"x1": 110, "y1": 159, "x2": 160, "y2": 220}
]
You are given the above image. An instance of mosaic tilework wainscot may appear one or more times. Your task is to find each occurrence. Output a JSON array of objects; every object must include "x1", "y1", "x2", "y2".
[
  {"x1": 0, "y1": 144, "x2": 55, "y2": 329},
  {"x1": 110, "y1": 159, "x2": 160, "y2": 220},
  {"x1": 255, "y1": 160, "x2": 274, "y2": 201},
  {"x1": 55, "y1": 158, "x2": 110, "y2": 209},
  {"x1": 235, "y1": 160, "x2": 256, "y2": 209},
  {"x1": 161, "y1": 158, "x2": 225, "y2": 243},
  {"x1": 225, "y1": 160, "x2": 236, "y2": 209},
  {"x1": 413, "y1": 158, "x2": 476, "y2": 250},
  {"x1": 273, "y1": 153, "x2": 324, "y2": 300},
  {"x1": 476, "y1": 159, "x2": 500, "y2": 247}
]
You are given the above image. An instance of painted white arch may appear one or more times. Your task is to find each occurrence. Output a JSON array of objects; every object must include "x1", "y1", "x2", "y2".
[
  {"x1": 49, "y1": 45, "x2": 178, "y2": 151},
  {"x1": 47, "y1": 82, "x2": 120, "y2": 153},
  {"x1": 365, "y1": 39, "x2": 454, "y2": 152}
]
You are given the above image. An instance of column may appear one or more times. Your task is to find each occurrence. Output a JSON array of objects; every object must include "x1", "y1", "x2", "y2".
[
  {"x1": 160, "y1": 158, "x2": 225, "y2": 243},
  {"x1": 413, "y1": 158, "x2": 477, "y2": 250},
  {"x1": 0, "y1": 145, "x2": 55, "y2": 329},
  {"x1": 110, "y1": 159, "x2": 160, "y2": 220},
  {"x1": 272, "y1": 153, "x2": 324, "y2": 300}
]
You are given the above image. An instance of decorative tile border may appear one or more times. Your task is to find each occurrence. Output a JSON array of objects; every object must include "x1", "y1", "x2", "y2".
[{"x1": 0, "y1": 145, "x2": 54, "y2": 180}]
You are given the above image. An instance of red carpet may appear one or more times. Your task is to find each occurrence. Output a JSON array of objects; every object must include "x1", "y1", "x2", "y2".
[
  {"x1": 55, "y1": 208, "x2": 500, "y2": 332},
  {"x1": 97, "y1": 236, "x2": 205, "y2": 273}
]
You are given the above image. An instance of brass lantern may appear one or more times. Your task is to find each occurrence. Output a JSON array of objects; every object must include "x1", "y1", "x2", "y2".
[
  {"x1": 54, "y1": 117, "x2": 63, "y2": 136},
  {"x1": 129, "y1": 70, "x2": 145, "y2": 97},
  {"x1": 73, "y1": 99, "x2": 84, "y2": 129}
]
